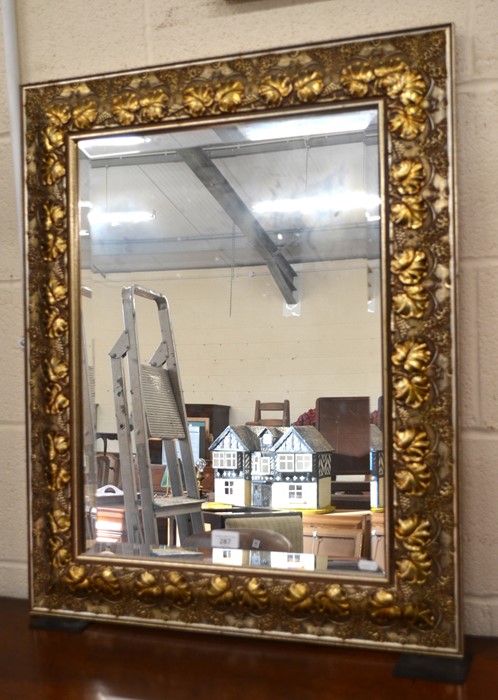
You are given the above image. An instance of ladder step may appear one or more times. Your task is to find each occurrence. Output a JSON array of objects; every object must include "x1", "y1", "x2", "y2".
[{"x1": 152, "y1": 495, "x2": 204, "y2": 518}]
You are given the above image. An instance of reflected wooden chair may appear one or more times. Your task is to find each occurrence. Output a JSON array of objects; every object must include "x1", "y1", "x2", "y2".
[
  {"x1": 302, "y1": 511, "x2": 371, "y2": 558},
  {"x1": 223, "y1": 512, "x2": 303, "y2": 552},
  {"x1": 315, "y1": 396, "x2": 371, "y2": 509},
  {"x1": 246, "y1": 399, "x2": 291, "y2": 427}
]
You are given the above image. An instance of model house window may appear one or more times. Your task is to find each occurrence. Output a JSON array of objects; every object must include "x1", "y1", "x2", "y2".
[
  {"x1": 213, "y1": 452, "x2": 237, "y2": 469},
  {"x1": 261, "y1": 432, "x2": 273, "y2": 447},
  {"x1": 260, "y1": 456, "x2": 271, "y2": 475},
  {"x1": 295, "y1": 454, "x2": 312, "y2": 471},
  {"x1": 252, "y1": 454, "x2": 270, "y2": 475},
  {"x1": 287, "y1": 553, "x2": 302, "y2": 564},
  {"x1": 224, "y1": 480, "x2": 234, "y2": 495},
  {"x1": 288, "y1": 484, "x2": 303, "y2": 501},
  {"x1": 225, "y1": 451, "x2": 237, "y2": 469},
  {"x1": 277, "y1": 454, "x2": 294, "y2": 472},
  {"x1": 251, "y1": 452, "x2": 270, "y2": 474}
]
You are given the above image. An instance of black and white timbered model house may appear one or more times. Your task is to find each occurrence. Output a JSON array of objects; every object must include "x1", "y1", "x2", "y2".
[{"x1": 210, "y1": 424, "x2": 333, "y2": 510}]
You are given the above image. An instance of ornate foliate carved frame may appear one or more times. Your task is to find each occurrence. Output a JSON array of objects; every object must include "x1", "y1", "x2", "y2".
[{"x1": 24, "y1": 25, "x2": 461, "y2": 654}]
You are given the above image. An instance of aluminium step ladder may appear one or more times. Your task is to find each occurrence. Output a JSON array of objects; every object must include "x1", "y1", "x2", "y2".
[
  {"x1": 81, "y1": 286, "x2": 100, "y2": 542},
  {"x1": 109, "y1": 284, "x2": 204, "y2": 546}
]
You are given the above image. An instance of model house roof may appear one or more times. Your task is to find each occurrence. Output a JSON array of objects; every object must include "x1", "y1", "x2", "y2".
[
  {"x1": 210, "y1": 424, "x2": 333, "y2": 454},
  {"x1": 271, "y1": 425, "x2": 334, "y2": 454},
  {"x1": 210, "y1": 424, "x2": 262, "y2": 452},
  {"x1": 247, "y1": 425, "x2": 284, "y2": 440}
]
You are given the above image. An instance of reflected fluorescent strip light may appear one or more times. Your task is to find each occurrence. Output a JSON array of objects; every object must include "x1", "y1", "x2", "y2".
[
  {"x1": 240, "y1": 110, "x2": 376, "y2": 141},
  {"x1": 88, "y1": 208, "x2": 156, "y2": 226},
  {"x1": 253, "y1": 192, "x2": 381, "y2": 215},
  {"x1": 79, "y1": 135, "x2": 150, "y2": 158}
]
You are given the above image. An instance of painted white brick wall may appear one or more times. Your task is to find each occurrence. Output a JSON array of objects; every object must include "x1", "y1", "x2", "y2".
[{"x1": 0, "y1": 0, "x2": 497, "y2": 637}]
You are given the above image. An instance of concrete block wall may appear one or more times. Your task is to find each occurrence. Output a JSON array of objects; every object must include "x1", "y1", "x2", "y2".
[
  {"x1": 83, "y1": 262, "x2": 381, "y2": 432},
  {"x1": 0, "y1": 2, "x2": 27, "y2": 599},
  {"x1": 0, "y1": 0, "x2": 497, "y2": 636}
]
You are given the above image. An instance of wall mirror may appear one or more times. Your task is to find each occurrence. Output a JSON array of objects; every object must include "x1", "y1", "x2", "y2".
[
  {"x1": 24, "y1": 24, "x2": 461, "y2": 656},
  {"x1": 78, "y1": 105, "x2": 386, "y2": 573}
]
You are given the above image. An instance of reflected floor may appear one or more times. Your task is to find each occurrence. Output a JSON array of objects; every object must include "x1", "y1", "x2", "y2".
[{"x1": 85, "y1": 540, "x2": 385, "y2": 576}]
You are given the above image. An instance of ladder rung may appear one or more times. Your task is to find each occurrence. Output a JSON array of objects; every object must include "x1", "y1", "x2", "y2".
[{"x1": 152, "y1": 495, "x2": 204, "y2": 517}]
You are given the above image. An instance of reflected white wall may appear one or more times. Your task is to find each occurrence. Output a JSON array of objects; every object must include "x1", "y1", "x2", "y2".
[{"x1": 82, "y1": 259, "x2": 382, "y2": 433}]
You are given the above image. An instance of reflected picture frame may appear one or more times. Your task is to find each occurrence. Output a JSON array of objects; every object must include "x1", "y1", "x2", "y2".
[
  {"x1": 23, "y1": 24, "x2": 461, "y2": 656},
  {"x1": 187, "y1": 417, "x2": 210, "y2": 460}
]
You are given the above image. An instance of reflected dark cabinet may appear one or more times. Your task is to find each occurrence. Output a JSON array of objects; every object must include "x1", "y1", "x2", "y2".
[
  {"x1": 185, "y1": 404, "x2": 230, "y2": 441},
  {"x1": 315, "y1": 396, "x2": 371, "y2": 509}
]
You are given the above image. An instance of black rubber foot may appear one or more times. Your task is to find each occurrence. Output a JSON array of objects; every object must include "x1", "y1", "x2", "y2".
[
  {"x1": 393, "y1": 652, "x2": 472, "y2": 684},
  {"x1": 30, "y1": 615, "x2": 90, "y2": 633}
]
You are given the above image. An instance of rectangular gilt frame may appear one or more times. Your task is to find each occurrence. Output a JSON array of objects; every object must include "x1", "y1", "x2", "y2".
[{"x1": 23, "y1": 24, "x2": 461, "y2": 656}]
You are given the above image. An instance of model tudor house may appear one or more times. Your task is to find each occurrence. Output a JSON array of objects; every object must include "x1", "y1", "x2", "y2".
[{"x1": 209, "y1": 425, "x2": 334, "y2": 510}]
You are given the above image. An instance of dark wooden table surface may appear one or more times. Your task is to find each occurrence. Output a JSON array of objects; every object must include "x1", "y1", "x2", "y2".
[{"x1": 0, "y1": 597, "x2": 496, "y2": 699}]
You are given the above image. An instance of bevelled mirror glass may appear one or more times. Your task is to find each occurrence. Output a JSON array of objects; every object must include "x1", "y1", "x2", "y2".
[
  {"x1": 24, "y1": 24, "x2": 462, "y2": 657},
  {"x1": 78, "y1": 106, "x2": 386, "y2": 573}
]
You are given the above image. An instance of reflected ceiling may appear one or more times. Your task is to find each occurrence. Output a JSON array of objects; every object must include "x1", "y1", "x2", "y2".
[{"x1": 78, "y1": 108, "x2": 380, "y2": 281}]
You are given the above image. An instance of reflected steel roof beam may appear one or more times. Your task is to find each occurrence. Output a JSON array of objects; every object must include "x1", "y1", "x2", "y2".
[{"x1": 180, "y1": 146, "x2": 297, "y2": 305}]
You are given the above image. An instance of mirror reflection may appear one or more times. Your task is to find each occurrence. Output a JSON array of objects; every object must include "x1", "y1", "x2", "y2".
[{"x1": 78, "y1": 106, "x2": 386, "y2": 575}]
